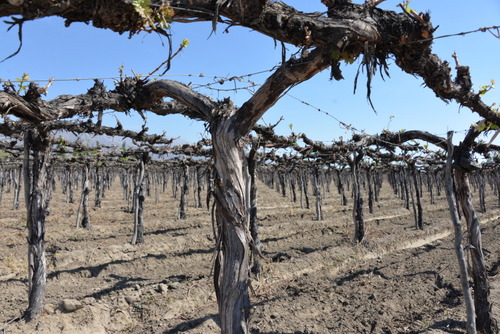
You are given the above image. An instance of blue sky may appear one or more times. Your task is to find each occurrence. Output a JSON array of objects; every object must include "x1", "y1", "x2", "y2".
[{"x1": 1, "y1": 0, "x2": 499, "y2": 146}]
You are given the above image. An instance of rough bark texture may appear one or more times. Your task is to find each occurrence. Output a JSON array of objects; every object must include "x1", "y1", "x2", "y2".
[
  {"x1": 23, "y1": 129, "x2": 51, "y2": 322},
  {"x1": 76, "y1": 163, "x2": 91, "y2": 229},
  {"x1": 212, "y1": 117, "x2": 251, "y2": 334},
  {"x1": 131, "y1": 156, "x2": 146, "y2": 245},
  {"x1": 350, "y1": 153, "x2": 365, "y2": 243},
  {"x1": 2, "y1": 2, "x2": 499, "y2": 332},
  {"x1": 410, "y1": 164, "x2": 424, "y2": 230},
  {"x1": 177, "y1": 164, "x2": 189, "y2": 220}
]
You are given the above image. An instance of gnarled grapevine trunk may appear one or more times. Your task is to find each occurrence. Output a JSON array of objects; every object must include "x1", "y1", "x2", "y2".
[
  {"x1": 178, "y1": 163, "x2": 189, "y2": 220},
  {"x1": 409, "y1": 163, "x2": 424, "y2": 230},
  {"x1": 76, "y1": 163, "x2": 91, "y2": 229},
  {"x1": 131, "y1": 154, "x2": 146, "y2": 245},
  {"x1": 23, "y1": 129, "x2": 51, "y2": 322},
  {"x1": 350, "y1": 153, "x2": 365, "y2": 243},
  {"x1": 313, "y1": 166, "x2": 323, "y2": 221},
  {"x1": 212, "y1": 118, "x2": 251, "y2": 334}
]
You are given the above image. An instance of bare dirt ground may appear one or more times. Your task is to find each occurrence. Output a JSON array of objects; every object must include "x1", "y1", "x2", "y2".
[{"x1": 0, "y1": 175, "x2": 499, "y2": 333}]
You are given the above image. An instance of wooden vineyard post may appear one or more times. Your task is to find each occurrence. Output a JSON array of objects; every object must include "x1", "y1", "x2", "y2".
[
  {"x1": 247, "y1": 144, "x2": 262, "y2": 277},
  {"x1": 455, "y1": 167, "x2": 497, "y2": 333},
  {"x1": 22, "y1": 129, "x2": 51, "y2": 322},
  {"x1": 444, "y1": 132, "x2": 476, "y2": 334},
  {"x1": 452, "y1": 125, "x2": 498, "y2": 334}
]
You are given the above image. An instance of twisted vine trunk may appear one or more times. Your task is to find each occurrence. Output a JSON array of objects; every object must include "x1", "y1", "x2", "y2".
[
  {"x1": 196, "y1": 165, "x2": 204, "y2": 208},
  {"x1": 335, "y1": 169, "x2": 348, "y2": 206},
  {"x1": 366, "y1": 168, "x2": 374, "y2": 214},
  {"x1": 76, "y1": 163, "x2": 90, "y2": 229},
  {"x1": 212, "y1": 119, "x2": 251, "y2": 334},
  {"x1": 94, "y1": 163, "x2": 102, "y2": 208},
  {"x1": 350, "y1": 154, "x2": 365, "y2": 243},
  {"x1": 178, "y1": 164, "x2": 189, "y2": 220},
  {"x1": 131, "y1": 156, "x2": 146, "y2": 245},
  {"x1": 409, "y1": 163, "x2": 424, "y2": 230},
  {"x1": 23, "y1": 129, "x2": 51, "y2": 322}
]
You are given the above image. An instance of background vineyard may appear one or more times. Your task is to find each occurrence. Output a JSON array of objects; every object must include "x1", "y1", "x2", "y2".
[{"x1": 1, "y1": 157, "x2": 499, "y2": 333}]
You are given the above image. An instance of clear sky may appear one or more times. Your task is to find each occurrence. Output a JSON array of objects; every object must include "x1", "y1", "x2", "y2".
[{"x1": 1, "y1": 0, "x2": 499, "y2": 147}]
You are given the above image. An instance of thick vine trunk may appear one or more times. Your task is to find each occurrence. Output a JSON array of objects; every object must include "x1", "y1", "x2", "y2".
[
  {"x1": 402, "y1": 170, "x2": 410, "y2": 210},
  {"x1": 366, "y1": 168, "x2": 374, "y2": 214},
  {"x1": 297, "y1": 171, "x2": 304, "y2": 209},
  {"x1": 455, "y1": 168, "x2": 497, "y2": 334},
  {"x1": 196, "y1": 165, "x2": 204, "y2": 208},
  {"x1": 350, "y1": 155, "x2": 365, "y2": 243},
  {"x1": 131, "y1": 156, "x2": 146, "y2": 245},
  {"x1": 302, "y1": 171, "x2": 310, "y2": 209},
  {"x1": 313, "y1": 167, "x2": 323, "y2": 221},
  {"x1": 65, "y1": 165, "x2": 74, "y2": 204},
  {"x1": 336, "y1": 169, "x2": 348, "y2": 206},
  {"x1": 289, "y1": 170, "x2": 297, "y2": 203},
  {"x1": 94, "y1": 164, "x2": 102, "y2": 208},
  {"x1": 178, "y1": 164, "x2": 189, "y2": 220},
  {"x1": 76, "y1": 164, "x2": 90, "y2": 229},
  {"x1": 212, "y1": 119, "x2": 251, "y2": 334},
  {"x1": 278, "y1": 171, "x2": 286, "y2": 197},
  {"x1": 477, "y1": 173, "x2": 486, "y2": 213},
  {"x1": 410, "y1": 164, "x2": 424, "y2": 230},
  {"x1": 23, "y1": 129, "x2": 51, "y2": 322}
]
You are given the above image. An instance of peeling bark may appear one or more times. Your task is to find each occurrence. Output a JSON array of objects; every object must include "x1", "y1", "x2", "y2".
[
  {"x1": 23, "y1": 129, "x2": 51, "y2": 322},
  {"x1": 212, "y1": 118, "x2": 251, "y2": 334}
]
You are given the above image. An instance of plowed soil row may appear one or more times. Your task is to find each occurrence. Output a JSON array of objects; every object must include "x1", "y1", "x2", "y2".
[{"x1": 1, "y1": 175, "x2": 499, "y2": 333}]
